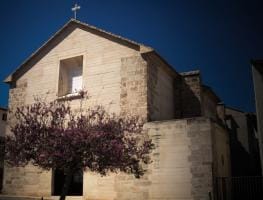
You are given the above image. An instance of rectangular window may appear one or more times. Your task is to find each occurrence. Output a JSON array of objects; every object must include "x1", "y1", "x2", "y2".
[
  {"x1": 2, "y1": 113, "x2": 7, "y2": 121},
  {"x1": 58, "y1": 56, "x2": 83, "y2": 97}
]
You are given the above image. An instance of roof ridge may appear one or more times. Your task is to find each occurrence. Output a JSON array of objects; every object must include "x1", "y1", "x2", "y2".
[
  {"x1": 71, "y1": 19, "x2": 151, "y2": 49},
  {"x1": 4, "y1": 19, "x2": 153, "y2": 83},
  {"x1": 180, "y1": 70, "x2": 200, "y2": 76}
]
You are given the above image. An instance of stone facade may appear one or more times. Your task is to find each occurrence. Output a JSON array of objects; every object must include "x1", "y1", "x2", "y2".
[
  {"x1": 3, "y1": 164, "x2": 51, "y2": 196},
  {"x1": 120, "y1": 56, "x2": 148, "y2": 119},
  {"x1": 145, "y1": 118, "x2": 215, "y2": 200},
  {"x1": 0, "y1": 107, "x2": 7, "y2": 191},
  {"x1": 1, "y1": 19, "x2": 231, "y2": 200},
  {"x1": 179, "y1": 71, "x2": 203, "y2": 118},
  {"x1": 174, "y1": 71, "x2": 220, "y2": 120},
  {"x1": 79, "y1": 118, "x2": 229, "y2": 200},
  {"x1": 143, "y1": 52, "x2": 178, "y2": 121}
]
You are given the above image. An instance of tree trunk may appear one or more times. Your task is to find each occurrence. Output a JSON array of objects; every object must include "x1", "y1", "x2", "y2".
[{"x1": 59, "y1": 169, "x2": 74, "y2": 200}]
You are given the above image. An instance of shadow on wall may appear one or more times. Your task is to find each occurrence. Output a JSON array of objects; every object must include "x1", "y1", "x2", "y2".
[
  {"x1": 246, "y1": 114, "x2": 262, "y2": 175},
  {"x1": 140, "y1": 52, "x2": 202, "y2": 121},
  {"x1": 226, "y1": 114, "x2": 262, "y2": 176},
  {"x1": 174, "y1": 75, "x2": 202, "y2": 119}
]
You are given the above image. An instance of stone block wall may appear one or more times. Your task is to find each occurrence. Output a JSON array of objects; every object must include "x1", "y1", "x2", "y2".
[
  {"x1": 3, "y1": 79, "x2": 52, "y2": 196},
  {"x1": 216, "y1": 103, "x2": 225, "y2": 123},
  {"x1": 80, "y1": 117, "x2": 221, "y2": 200},
  {"x1": 2, "y1": 20, "x2": 231, "y2": 200},
  {"x1": 174, "y1": 71, "x2": 202, "y2": 118},
  {"x1": 119, "y1": 52, "x2": 179, "y2": 122},
  {"x1": 2, "y1": 25, "x2": 146, "y2": 197},
  {"x1": 211, "y1": 122, "x2": 231, "y2": 178},
  {"x1": 184, "y1": 118, "x2": 213, "y2": 200},
  {"x1": 142, "y1": 52, "x2": 177, "y2": 121},
  {"x1": 175, "y1": 71, "x2": 221, "y2": 121},
  {"x1": 3, "y1": 165, "x2": 51, "y2": 196},
  {"x1": 120, "y1": 55, "x2": 148, "y2": 120},
  {"x1": 8, "y1": 80, "x2": 27, "y2": 112},
  {"x1": 3, "y1": 74, "x2": 230, "y2": 199},
  {"x1": 201, "y1": 86, "x2": 220, "y2": 121},
  {"x1": 0, "y1": 108, "x2": 6, "y2": 191}
]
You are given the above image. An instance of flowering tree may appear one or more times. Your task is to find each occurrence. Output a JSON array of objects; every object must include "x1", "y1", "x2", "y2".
[{"x1": 5, "y1": 94, "x2": 154, "y2": 200}]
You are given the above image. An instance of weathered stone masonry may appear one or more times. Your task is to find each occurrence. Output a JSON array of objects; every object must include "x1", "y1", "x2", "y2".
[
  {"x1": 143, "y1": 52, "x2": 177, "y2": 121},
  {"x1": 4, "y1": 79, "x2": 52, "y2": 196},
  {"x1": 144, "y1": 118, "x2": 220, "y2": 200},
  {"x1": 120, "y1": 56, "x2": 148, "y2": 120},
  {"x1": 8, "y1": 80, "x2": 27, "y2": 111},
  {"x1": 1, "y1": 19, "x2": 231, "y2": 200}
]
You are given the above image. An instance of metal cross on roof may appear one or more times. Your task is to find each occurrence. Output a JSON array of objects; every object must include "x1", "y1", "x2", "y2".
[{"x1": 72, "y1": 3, "x2": 81, "y2": 19}]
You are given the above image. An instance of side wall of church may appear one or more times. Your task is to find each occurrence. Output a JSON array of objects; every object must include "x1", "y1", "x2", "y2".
[
  {"x1": 174, "y1": 72, "x2": 202, "y2": 118},
  {"x1": 202, "y1": 91, "x2": 218, "y2": 120},
  {"x1": 211, "y1": 122, "x2": 231, "y2": 178},
  {"x1": 83, "y1": 117, "x2": 215, "y2": 200},
  {"x1": 144, "y1": 53, "x2": 176, "y2": 121}
]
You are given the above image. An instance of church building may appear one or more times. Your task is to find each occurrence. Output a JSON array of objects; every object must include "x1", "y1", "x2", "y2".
[{"x1": 2, "y1": 19, "x2": 231, "y2": 200}]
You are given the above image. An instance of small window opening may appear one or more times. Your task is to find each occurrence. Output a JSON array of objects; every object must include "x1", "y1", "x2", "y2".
[
  {"x1": 58, "y1": 56, "x2": 83, "y2": 97},
  {"x1": 2, "y1": 113, "x2": 7, "y2": 121}
]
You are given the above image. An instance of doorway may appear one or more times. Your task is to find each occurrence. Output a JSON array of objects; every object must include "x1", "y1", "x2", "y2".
[{"x1": 52, "y1": 169, "x2": 83, "y2": 196}]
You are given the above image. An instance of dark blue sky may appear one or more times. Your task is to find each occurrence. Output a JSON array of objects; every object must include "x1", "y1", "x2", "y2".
[{"x1": 0, "y1": 0, "x2": 262, "y2": 112}]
